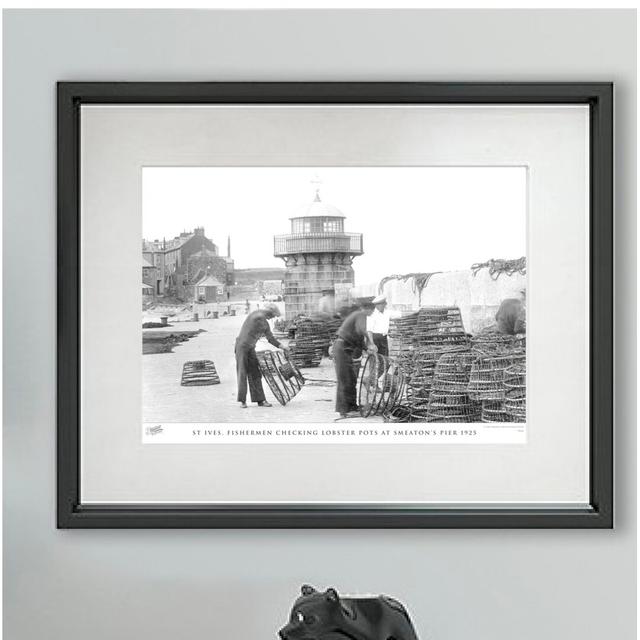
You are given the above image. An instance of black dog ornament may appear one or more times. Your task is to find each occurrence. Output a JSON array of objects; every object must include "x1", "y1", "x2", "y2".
[{"x1": 279, "y1": 585, "x2": 419, "y2": 640}]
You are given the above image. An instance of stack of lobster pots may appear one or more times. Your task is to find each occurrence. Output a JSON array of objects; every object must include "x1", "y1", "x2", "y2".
[
  {"x1": 388, "y1": 311, "x2": 420, "y2": 376},
  {"x1": 289, "y1": 317, "x2": 327, "y2": 368},
  {"x1": 468, "y1": 330, "x2": 526, "y2": 423},
  {"x1": 406, "y1": 307, "x2": 471, "y2": 421},
  {"x1": 385, "y1": 307, "x2": 527, "y2": 424},
  {"x1": 424, "y1": 350, "x2": 480, "y2": 422},
  {"x1": 503, "y1": 361, "x2": 526, "y2": 422}
]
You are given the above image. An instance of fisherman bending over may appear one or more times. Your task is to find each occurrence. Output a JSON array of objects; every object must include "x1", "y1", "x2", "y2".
[{"x1": 235, "y1": 303, "x2": 288, "y2": 409}]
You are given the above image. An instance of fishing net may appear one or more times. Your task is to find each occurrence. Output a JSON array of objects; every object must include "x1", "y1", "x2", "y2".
[{"x1": 470, "y1": 257, "x2": 526, "y2": 279}]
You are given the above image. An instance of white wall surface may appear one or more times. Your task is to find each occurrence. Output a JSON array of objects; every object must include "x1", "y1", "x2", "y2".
[
  {"x1": 351, "y1": 269, "x2": 527, "y2": 332},
  {"x1": 3, "y1": 9, "x2": 636, "y2": 640}
]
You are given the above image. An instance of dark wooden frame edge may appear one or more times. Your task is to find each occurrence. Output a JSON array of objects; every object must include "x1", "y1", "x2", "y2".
[{"x1": 57, "y1": 82, "x2": 613, "y2": 529}]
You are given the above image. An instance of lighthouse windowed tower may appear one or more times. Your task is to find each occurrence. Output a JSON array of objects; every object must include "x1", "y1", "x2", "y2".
[{"x1": 274, "y1": 187, "x2": 364, "y2": 321}]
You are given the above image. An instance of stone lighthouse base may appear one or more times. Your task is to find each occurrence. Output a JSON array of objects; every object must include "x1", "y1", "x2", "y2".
[{"x1": 283, "y1": 255, "x2": 354, "y2": 321}]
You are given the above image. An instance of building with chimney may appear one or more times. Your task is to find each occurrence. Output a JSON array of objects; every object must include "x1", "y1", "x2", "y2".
[{"x1": 142, "y1": 227, "x2": 234, "y2": 299}]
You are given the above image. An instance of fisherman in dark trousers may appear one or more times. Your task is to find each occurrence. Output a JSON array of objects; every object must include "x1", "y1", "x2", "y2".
[
  {"x1": 235, "y1": 303, "x2": 288, "y2": 408},
  {"x1": 333, "y1": 299, "x2": 377, "y2": 418}
]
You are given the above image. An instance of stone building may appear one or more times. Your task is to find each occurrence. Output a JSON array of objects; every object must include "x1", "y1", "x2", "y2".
[
  {"x1": 274, "y1": 190, "x2": 364, "y2": 321},
  {"x1": 142, "y1": 227, "x2": 234, "y2": 299},
  {"x1": 193, "y1": 273, "x2": 224, "y2": 303},
  {"x1": 186, "y1": 247, "x2": 229, "y2": 289},
  {"x1": 142, "y1": 255, "x2": 157, "y2": 296}
]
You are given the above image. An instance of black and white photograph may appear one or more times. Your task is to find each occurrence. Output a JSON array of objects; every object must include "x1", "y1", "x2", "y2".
[{"x1": 142, "y1": 166, "x2": 527, "y2": 444}]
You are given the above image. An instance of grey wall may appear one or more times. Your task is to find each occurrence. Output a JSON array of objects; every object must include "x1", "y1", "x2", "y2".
[{"x1": 3, "y1": 10, "x2": 636, "y2": 640}]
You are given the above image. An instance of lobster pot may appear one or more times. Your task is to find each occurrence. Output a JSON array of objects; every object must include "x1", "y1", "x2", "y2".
[
  {"x1": 388, "y1": 312, "x2": 419, "y2": 376},
  {"x1": 503, "y1": 362, "x2": 526, "y2": 422},
  {"x1": 256, "y1": 350, "x2": 305, "y2": 406},
  {"x1": 180, "y1": 360, "x2": 220, "y2": 386},
  {"x1": 468, "y1": 351, "x2": 526, "y2": 401},
  {"x1": 481, "y1": 400, "x2": 511, "y2": 423},
  {"x1": 383, "y1": 404, "x2": 413, "y2": 423},
  {"x1": 409, "y1": 396, "x2": 431, "y2": 421},
  {"x1": 357, "y1": 353, "x2": 406, "y2": 418},
  {"x1": 407, "y1": 344, "x2": 470, "y2": 420},
  {"x1": 471, "y1": 330, "x2": 519, "y2": 356},
  {"x1": 424, "y1": 351, "x2": 480, "y2": 423},
  {"x1": 430, "y1": 352, "x2": 475, "y2": 392},
  {"x1": 290, "y1": 318, "x2": 326, "y2": 367},
  {"x1": 425, "y1": 392, "x2": 481, "y2": 423},
  {"x1": 415, "y1": 306, "x2": 469, "y2": 348},
  {"x1": 407, "y1": 306, "x2": 469, "y2": 414}
]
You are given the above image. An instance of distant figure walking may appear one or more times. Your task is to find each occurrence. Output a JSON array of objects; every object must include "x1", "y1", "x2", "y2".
[{"x1": 235, "y1": 303, "x2": 288, "y2": 408}]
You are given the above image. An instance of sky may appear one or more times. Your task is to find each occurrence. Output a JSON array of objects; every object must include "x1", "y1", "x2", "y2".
[{"x1": 142, "y1": 167, "x2": 526, "y2": 287}]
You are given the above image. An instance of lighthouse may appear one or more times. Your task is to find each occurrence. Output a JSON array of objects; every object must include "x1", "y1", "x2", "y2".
[{"x1": 274, "y1": 187, "x2": 364, "y2": 321}]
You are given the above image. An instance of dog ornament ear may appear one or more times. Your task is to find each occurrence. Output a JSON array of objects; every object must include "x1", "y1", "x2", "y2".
[{"x1": 325, "y1": 588, "x2": 339, "y2": 602}]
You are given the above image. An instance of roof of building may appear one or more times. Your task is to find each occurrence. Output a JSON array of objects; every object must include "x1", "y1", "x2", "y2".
[
  {"x1": 195, "y1": 274, "x2": 224, "y2": 287},
  {"x1": 142, "y1": 256, "x2": 155, "y2": 268},
  {"x1": 143, "y1": 236, "x2": 191, "y2": 253},
  {"x1": 142, "y1": 282, "x2": 153, "y2": 290},
  {"x1": 188, "y1": 247, "x2": 218, "y2": 259},
  {"x1": 290, "y1": 189, "x2": 345, "y2": 219},
  {"x1": 143, "y1": 228, "x2": 217, "y2": 253}
]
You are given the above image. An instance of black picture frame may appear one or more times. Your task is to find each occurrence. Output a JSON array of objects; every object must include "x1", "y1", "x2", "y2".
[{"x1": 57, "y1": 82, "x2": 613, "y2": 529}]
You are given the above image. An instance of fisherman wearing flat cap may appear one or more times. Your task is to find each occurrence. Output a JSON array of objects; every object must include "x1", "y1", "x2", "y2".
[
  {"x1": 333, "y1": 298, "x2": 378, "y2": 418},
  {"x1": 366, "y1": 294, "x2": 391, "y2": 356},
  {"x1": 235, "y1": 302, "x2": 289, "y2": 408}
]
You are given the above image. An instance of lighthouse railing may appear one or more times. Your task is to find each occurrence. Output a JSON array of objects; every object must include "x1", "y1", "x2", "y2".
[{"x1": 273, "y1": 232, "x2": 363, "y2": 256}]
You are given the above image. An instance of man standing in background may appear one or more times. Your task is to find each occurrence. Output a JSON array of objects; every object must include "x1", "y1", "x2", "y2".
[{"x1": 366, "y1": 294, "x2": 391, "y2": 356}]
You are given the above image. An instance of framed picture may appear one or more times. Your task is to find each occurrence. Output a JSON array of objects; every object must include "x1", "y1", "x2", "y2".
[{"x1": 57, "y1": 82, "x2": 612, "y2": 528}]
